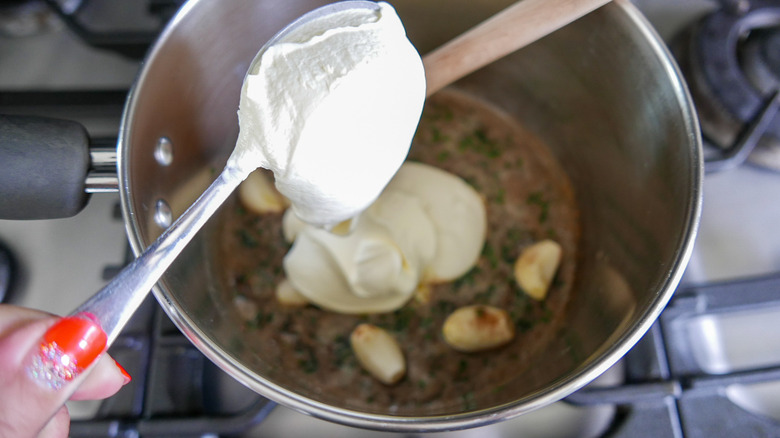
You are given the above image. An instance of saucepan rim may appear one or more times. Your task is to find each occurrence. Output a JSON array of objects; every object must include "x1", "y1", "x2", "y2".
[{"x1": 116, "y1": 0, "x2": 702, "y2": 431}]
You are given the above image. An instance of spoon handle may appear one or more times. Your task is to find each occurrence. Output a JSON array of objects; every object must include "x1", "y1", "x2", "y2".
[
  {"x1": 70, "y1": 165, "x2": 247, "y2": 345},
  {"x1": 422, "y1": 0, "x2": 612, "y2": 96}
]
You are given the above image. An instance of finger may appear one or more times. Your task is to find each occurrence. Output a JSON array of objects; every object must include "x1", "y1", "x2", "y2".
[
  {"x1": 0, "y1": 305, "x2": 52, "y2": 337},
  {"x1": 69, "y1": 354, "x2": 130, "y2": 401},
  {"x1": 0, "y1": 315, "x2": 69, "y2": 437},
  {"x1": 25, "y1": 313, "x2": 107, "y2": 391},
  {"x1": 36, "y1": 406, "x2": 70, "y2": 438},
  {"x1": 0, "y1": 307, "x2": 131, "y2": 400},
  {"x1": 0, "y1": 313, "x2": 119, "y2": 438}
]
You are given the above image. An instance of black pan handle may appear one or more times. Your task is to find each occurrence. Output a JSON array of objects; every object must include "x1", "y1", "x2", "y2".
[{"x1": 0, "y1": 114, "x2": 91, "y2": 219}]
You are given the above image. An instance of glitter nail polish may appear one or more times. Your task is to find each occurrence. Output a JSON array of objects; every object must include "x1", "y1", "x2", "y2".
[{"x1": 27, "y1": 313, "x2": 107, "y2": 390}]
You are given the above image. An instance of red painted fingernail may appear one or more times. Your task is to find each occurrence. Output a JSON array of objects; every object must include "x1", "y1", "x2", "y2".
[
  {"x1": 27, "y1": 313, "x2": 107, "y2": 390},
  {"x1": 114, "y1": 359, "x2": 132, "y2": 385}
]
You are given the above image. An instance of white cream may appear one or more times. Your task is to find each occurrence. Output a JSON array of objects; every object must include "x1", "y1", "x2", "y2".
[
  {"x1": 283, "y1": 162, "x2": 487, "y2": 314},
  {"x1": 385, "y1": 162, "x2": 488, "y2": 282},
  {"x1": 229, "y1": 2, "x2": 425, "y2": 227}
]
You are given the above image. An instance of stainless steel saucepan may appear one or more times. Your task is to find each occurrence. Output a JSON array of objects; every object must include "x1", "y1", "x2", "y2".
[{"x1": 1, "y1": 0, "x2": 702, "y2": 432}]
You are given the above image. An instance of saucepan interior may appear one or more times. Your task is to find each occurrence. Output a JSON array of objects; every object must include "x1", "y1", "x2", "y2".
[{"x1": 118, "y1": 0, "x2": 701, "y2": 431}]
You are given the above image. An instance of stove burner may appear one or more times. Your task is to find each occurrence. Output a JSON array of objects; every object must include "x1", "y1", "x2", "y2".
[
  {"x1": 0, "y1": 240, "x2": 17, "y2": 303},
  {"x1": 41, "y1": 0, "x2": 187, "y2": 59},
  {"x1": 672, "y1": 0, "x2": 780, "y2": 171},
  {"x1": 0, "y1": 0, "x2": 58, "y2": 37},
  {"x1": 742, "y1": 29, "x2": 780, "y2": 93}
]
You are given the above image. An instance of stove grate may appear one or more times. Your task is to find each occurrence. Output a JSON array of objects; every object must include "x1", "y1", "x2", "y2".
[{"x1": 567, "y1": 272, "x2": 780, "y2": 438}]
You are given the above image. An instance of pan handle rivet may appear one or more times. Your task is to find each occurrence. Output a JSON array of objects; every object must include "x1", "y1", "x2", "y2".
[
  {"x1": 154, "y1": 199, "x2": 172, "y2": 229},
  {"x1": 154, "y1": 137, "x2": 174, "y2": 166}
]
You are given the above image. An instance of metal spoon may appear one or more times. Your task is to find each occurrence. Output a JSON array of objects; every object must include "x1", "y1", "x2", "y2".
[
  {"x1": 70, "y1": 0, "x2": 383, "y2": 346},
  {"x1": 70, "y1": 0, "x2": 612, "y2": 347}
]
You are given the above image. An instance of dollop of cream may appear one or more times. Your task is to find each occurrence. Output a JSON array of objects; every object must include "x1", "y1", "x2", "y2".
[
  {"x1": 229, "y1": 2, "x2": 425, "y2": 227},
  {"x1": 283, "y1": 162, "x2": 487, "y2": 314}
]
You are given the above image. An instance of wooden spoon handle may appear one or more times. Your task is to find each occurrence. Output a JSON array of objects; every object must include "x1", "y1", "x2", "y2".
[{"x1": 422, "y1": 0, "x2": 612, "y2": 97}]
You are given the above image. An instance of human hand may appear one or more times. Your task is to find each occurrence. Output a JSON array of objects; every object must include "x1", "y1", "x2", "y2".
[{"x1": 0, "y1": 305, "x2": 130, "y2": 438}]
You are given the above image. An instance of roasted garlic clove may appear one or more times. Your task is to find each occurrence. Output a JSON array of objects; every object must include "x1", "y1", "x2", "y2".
[
  {"x1": 232, "y1": 295, "x2": 258, "y2": 321},
  {"x1": 276, "y1": 279, "x2": 309, "y2": 307},
  {"x1": 442, "y1": 305, "x2": 514, "y2": 352},
  {"x1": 350, "y1": 323, "x2": 406, "y2": 385},
  {"x1": 238, "y1": 169, "x2": 289, "y2": 214},
  {"x1": 513, "y1": 239, "x2": 562, "y2": 300}
]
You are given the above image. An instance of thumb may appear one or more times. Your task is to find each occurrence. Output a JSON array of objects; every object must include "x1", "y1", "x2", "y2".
[{"x1": 0, "y1": 313, "x2": 112, "y2": 438}]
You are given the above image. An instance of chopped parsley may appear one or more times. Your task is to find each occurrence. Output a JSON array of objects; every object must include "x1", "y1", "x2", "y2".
[
  {"x1": 482, "y1": 243, "x2": 499, "y2": 269},
  {"x1": 392, "y1": 307, "x2": 414, "y2": 333},
  {"x1": 473, "y1": 285, "x2": 496, "y2": 304},
  {"x1": 463, "y1": 175, "x2": 482, "y2": 191},
  {"x1": 495, "y1": 187, "x2": 506, "y2": 205},
  {"x1": 453, "y1": 266, "x2": 480, "y2": 291},
  {"x1": 458, "y1": 128, "x2": 502, "y2": 158},
  {"x1": 237, "y1": 229, "x2": 259, "y2": 248},
  {"x1": 247, "y1": 310, "x2": 274, "y2": 329},
  {"x1": 332, "y1": 335, "x2": 353, "y2": 368},
  {"x1": 433, "y1": 300, "x2": 457, "y2": 317},
  {"x1": 527, "y1": 191, "x2": 550, "y2": 223},
  {"x1": 431, "y1": 126, "x2": 449, "y2": 143},
  {"x1": 514, "y1": 317, "x2": 535, "y2": 332},
  {"x1": 296, "y1": 345, "x2": 319, "y2": 374},
  {"x1": 455, "y1": 359, "x2": 469, "y2": 382}
]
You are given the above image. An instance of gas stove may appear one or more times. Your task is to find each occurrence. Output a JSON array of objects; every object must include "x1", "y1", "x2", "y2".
[{"x1": 1, "y1": 0, "x2": 780, "y2": 437}]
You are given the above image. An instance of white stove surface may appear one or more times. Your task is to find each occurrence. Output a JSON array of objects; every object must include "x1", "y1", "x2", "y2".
[
  {"x1": 2, "y1": 0, "x2": 780, "y2": 436},
  {"x1": 0, "y1": 194, "x2": 127, "y2": 314},
  {"x1": 684, "y1": 165, "x2": 780, "y2": 284}
]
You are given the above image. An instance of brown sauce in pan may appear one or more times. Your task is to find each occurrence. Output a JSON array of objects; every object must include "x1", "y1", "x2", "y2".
[{"x1": 214, "y1": 89, "x2": 580, "y2": 412}]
